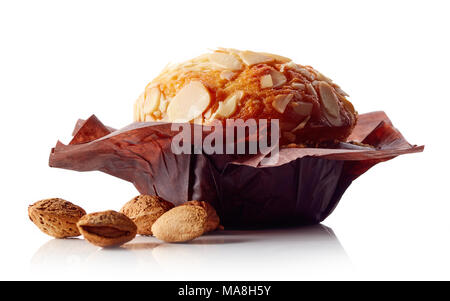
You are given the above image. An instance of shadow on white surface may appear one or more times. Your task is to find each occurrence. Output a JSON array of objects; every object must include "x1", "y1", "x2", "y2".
[{"x1": 30, "y1": 224, "x2": 352, "y2": 280}]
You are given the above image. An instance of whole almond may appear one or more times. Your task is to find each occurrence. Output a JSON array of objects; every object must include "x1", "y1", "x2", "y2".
[
  {"x1": 28, "y1": 198, "x2": 86, "y2": 238},
  {"x1": 181, "y1": 200, "x2": 220, "y2": 232},
  {"x1": 151, "y1": 205, "x2": 207, "y2": 243},
  {"x1": 120, "y1": 195, "x2": 174, "y2": 235},
  {"x1": 77, "y1": 210, "x2": 137, "y2": 247}
]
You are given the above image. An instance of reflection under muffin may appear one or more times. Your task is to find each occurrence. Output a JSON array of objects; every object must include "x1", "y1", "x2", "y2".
[{"x1": 31, "y1": 224, "x2": 351, "y2": 280}]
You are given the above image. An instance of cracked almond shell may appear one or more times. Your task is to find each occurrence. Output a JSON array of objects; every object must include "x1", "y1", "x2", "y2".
[{"x1": 77, "y1": 210, "x2": 137, "y2": 247}]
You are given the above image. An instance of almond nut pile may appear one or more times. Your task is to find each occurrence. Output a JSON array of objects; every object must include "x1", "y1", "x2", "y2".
[{"x1": 28, "y1": 196, "x2": 221, "y2": 247}]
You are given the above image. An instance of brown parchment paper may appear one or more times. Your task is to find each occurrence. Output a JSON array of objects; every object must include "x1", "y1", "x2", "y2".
[{"x1": 49, "y1": 111, "x2": 423, "y2": 227}]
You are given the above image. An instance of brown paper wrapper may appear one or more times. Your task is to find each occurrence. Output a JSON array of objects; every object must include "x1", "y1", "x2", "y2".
[{"x1": 49, "y1": 111, "x2": 423, "y2": 227}]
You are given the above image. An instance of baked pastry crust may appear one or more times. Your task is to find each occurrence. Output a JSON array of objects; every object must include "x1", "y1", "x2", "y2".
[{"x1": 134, "y1": 48, "x2": 357, "y2": 144}]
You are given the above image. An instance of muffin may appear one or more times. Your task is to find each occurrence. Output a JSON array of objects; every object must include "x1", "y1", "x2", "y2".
[
  {"x1": 133, "y1": 48, "x2": 357, "y2": 145},
  {"x1": 50, "y1": 49, "x2": 422, "y2": 227}
]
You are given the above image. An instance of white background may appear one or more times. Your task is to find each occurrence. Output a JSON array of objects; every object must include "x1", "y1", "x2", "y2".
[{"x1": 0, "y1": 0, "x2": 448, "y2": 280}]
